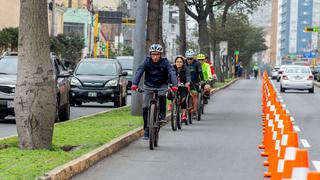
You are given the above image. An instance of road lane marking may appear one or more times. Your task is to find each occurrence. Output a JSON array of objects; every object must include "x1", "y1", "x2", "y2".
[
  {"x1": 291, "y1": 117, "x2": 295, "y2": 122},
  {"x1": 300, "y1": 139, "x2": 310, "y2": 148},
  {"x1": 293, "y1": 125, "x2": 301, "y2": 132},
  {"x1": 312, "y1": 161, "x2": 320, "y2": 172}
]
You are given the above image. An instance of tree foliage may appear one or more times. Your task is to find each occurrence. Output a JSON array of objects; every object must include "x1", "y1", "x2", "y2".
[
  {"x1": 50, "y1": 33, "x2": 84, "y2": 69},
  {"x1": 211, "y1": 13, "x2": 267, "y2": 67},
  {"x1": 0, "y1": 27, "x2": 19, "y2": 53}
]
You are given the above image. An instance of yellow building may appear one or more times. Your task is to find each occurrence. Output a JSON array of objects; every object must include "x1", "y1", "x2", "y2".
[
  {"x1": 0, "y1": 0, "x2": 20, "y2": 30},
  {"x1": 0, "y1": 0, "x2": 65, "y2": 35}
]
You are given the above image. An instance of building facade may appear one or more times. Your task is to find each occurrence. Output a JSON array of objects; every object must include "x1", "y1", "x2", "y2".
[
  {"x1": 162, "y1": 4, "x2": 180, "y2": 61},
  {"x1": 270, "y1": 0, "x2": 279, "y2": 67},
  {"x1": 0, "y1": 0, "x2": 65, "y2": 35},
  {"x1": 249, "y1": 0, "x2": 272, "y2": 66},
  {"x1": 279, "y1": 0, "x2": 319, "y2": 57}
]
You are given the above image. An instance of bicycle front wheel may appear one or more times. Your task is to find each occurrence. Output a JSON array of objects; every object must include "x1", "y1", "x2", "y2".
[
  {"x1": 149, "y1": 104, "x2": 156, "y2": 150},
  {"x1": 171, "y1": 100, "x2": 177, "y2": 131},
  {"x1": 197, "y1": 93, "x2": 202, "y2": 121},
  {"x1": 187, "y1": 94, "x2": 192, "y2": 125},
  {"x1": 176, "y1": 100, "x2": 181, "y2": 129}
]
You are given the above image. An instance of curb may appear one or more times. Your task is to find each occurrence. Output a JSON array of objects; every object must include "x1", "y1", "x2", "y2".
[
  {"x1": 37, "y1": 78, "x2": 238, "y2": 180},
  {"x1": 38, "y1": 127, "x2": 143, "y2": 180},
  {"x1": 210, "y1": 78, "x2": 239, "y2": 95}
]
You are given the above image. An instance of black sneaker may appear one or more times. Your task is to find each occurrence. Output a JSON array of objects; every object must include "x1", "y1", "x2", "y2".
[{"x1": 143, "y1": 130, "x2": 149, "y2": 140}]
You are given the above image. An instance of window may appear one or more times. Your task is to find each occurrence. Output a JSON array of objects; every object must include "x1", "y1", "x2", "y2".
[
  {"x1": 63, "y1": 22, "x2": 84, "y2": 37},
  {"x1": 75, "y1": 61, "x2": 117, "y2": 76}
]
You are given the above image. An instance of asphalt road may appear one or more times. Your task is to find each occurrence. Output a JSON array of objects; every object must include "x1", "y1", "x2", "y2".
[
  {"x1": 273, "y1": 80, "x2": 320, "y2": 171},
  {"x1": 0, "y1": 95, "x2": 131, "y2": 138},
  {"x1": 74, "y1": 79, "x2": 264, "y2": 180}
]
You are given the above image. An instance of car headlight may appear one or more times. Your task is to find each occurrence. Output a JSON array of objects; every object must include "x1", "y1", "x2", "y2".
[
  {"x1": 105, "y1": 80, "x2": 118, "y2": 87},
  {"x1": 71, "y1": 77, "x2": 82, "y2": 86}
]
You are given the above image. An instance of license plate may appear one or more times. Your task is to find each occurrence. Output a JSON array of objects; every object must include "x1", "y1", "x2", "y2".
[
  {"x1": 88, "y1": 92, "x2": 97, "y2": 97},
  {"x1": 7, "y1": 101, "x2": 14, "y2": 108}
]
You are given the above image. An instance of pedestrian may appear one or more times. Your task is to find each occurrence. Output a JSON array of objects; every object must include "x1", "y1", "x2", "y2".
[{"x1": 253, "y1": 64, "x2": 259, "y2": 79}]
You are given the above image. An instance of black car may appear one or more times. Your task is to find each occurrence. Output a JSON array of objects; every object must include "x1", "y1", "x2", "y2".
[
  {"x1": 70, "y1": 58, "x2": 128, "y2": 107},
  {"x1": 116, "y1": 56, "x2": 133, "y2": 90},
  {"x1": 0, "y1": 52, "x2": 71, "y2": 121}
]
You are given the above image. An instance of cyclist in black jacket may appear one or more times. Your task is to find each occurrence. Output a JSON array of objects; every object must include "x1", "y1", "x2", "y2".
[{"x1": 131, "y1": 44, "x2": 178, "y2": 140}]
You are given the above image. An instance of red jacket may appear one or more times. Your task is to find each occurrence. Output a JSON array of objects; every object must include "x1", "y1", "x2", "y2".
[{"x1": 207, "y1": 60, "x2": 215, "y2": 75}]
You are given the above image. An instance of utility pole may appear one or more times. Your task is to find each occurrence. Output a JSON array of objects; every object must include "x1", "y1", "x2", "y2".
[
  {"x1": 93, "y1": 12, "x2": 99, "y2": 58},
  {"x1": 51, "y1": 0, "x2": 56, "y2": 36},
  {"x1": 131, "y1": 0, "x2": 147, "y2": 116}
]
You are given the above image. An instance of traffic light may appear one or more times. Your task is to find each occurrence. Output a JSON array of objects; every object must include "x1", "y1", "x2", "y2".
[
  {"x1": 305, "y1": 26, "x2": 320, "y2": 32},
  {"x1": 101, "y1": 43, "x2": 106, "y2": 52},
  {"x1": 235, "y1": 50, "x2": 239, "y2": 56}
]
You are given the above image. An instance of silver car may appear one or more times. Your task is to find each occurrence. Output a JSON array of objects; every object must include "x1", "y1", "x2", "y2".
[
  {"x1": 280, "y1": 65, "x2": 314, "y2": 93},
  {"x1": 277, "y1": 65, "x2": 292, "y2": 82},
  {"x1": 271, "y1": 66, "x2": 280, "y2": 79}
]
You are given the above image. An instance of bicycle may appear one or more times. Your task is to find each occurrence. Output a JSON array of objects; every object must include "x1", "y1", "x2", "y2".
[
  {"x1": 138, "y1": 87, "x2": 168, "y2": 150},
  {"x1": 169, "y1": 88, "x2": 179, "y2": 131},
  {"x1": 197, "y1": 81, "x2": 206, "y2": 121},
  {"x1": 186, "y1": 89, "x2": 192, "y2": 125},
  {"x1": 170, "y1": 83, "x2": 190, "y2": 130}
]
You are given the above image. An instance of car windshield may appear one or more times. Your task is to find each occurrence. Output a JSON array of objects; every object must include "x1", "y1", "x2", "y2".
[
  {"x1": 0, "y1": 57, "x2": 18, "y2": 74},
  {"x1": 125, "y1": 70, "x2": 133, "y2": 76},
  {"x1": 75, "y1": 61, "x2": 117, "y2": 76},
  {"x1": 117, "y1": 59, "x2": 133, "y2": 70},
  {"x1": 285, "y1": 67, "x2": 310, "y2": 74}
]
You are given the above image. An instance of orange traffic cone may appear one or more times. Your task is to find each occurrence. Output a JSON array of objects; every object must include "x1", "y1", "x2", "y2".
[{"x1": 308, "y1": 171, "x2": 320, "y2": 180}]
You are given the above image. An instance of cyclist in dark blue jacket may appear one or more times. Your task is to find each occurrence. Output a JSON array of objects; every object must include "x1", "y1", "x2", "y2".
[{"x1": 131, "y1": 44, "x2": 178, "y2": 140}]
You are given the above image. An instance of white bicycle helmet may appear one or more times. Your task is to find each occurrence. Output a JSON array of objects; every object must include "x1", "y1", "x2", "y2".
[
  {"x1": 185, "y1": 50, "x2": 195, "y2": 58},
  {"x1": 149, "y1": 44, "x2": 163, "y2": 53}
]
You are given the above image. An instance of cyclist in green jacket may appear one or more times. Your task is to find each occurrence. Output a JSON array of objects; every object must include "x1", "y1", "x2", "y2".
[{"x1": 197, "y1": 53, "x2": 213, "y2": 104}]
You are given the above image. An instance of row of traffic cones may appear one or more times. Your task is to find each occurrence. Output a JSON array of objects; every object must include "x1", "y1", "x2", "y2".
[{"x1": 260, "y1": 71, "x2": 320, "y2": 180}]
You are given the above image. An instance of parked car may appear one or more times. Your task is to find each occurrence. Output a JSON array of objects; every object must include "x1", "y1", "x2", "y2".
[
  {"x1": 280, "y1": 65, "x2": 314, "y2": 93},
  {"x1": 277, "y1": 65, "x2": 292, "y2": 82},
  {"x1": 0, "y1": 52, "x2": 71, "y2": 121},
  {"x1": 309, "y1": 66, "x2": 320, "y2": 81},
  {"x1": 271, "y1": 66, "x2": 280, "y2": 80},
  {"x1": 116, "y1": 56, "x2": 133, "y2": 90},
  {"x1": 70, "y1": 58, "x2": 128, "y2": 107}
]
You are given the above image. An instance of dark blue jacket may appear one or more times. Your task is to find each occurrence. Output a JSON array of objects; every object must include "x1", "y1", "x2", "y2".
[
  {"x1": 185, "y1": 60, "x2": 204, "y2": 83},
  {"x1": 132, "y1": 57, "x2": 178, "y2": 88}
]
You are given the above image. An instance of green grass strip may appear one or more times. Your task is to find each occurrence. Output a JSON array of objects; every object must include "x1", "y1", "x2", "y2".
[
  {"x1": 0, "y1": 107, "x2": 142, "y2": 180},
  {"x1": 213, "y1": 78, "x2": 235, "y2": 89}
]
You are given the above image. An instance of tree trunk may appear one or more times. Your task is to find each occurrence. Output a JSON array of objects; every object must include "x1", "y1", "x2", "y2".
[
  {"x1": 146, "y1": 0, "x2": 161, "y2": 54},
  {"x1": 158, "y1": 0, "x2": 165, "y2": 56},
  {"x1": 198, "y1": 18, "x2": 210, "y2": 56},
  {"x1": 178, "y1": 0, "x2": 186, "y2": 55},
  {"x1": 15, "y1": 0, "x2": 56, "y2": 149},
  {"x1": 209, "y1": 9, "x2": 222, "y2": 80}
]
